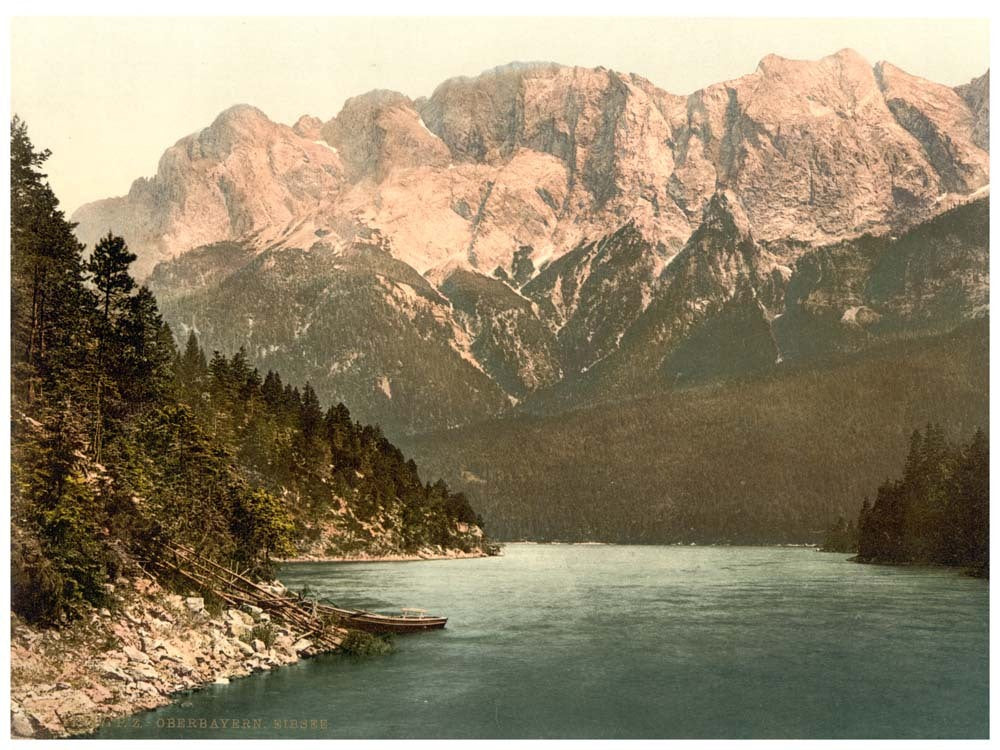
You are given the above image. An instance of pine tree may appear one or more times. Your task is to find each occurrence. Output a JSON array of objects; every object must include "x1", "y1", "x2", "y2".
[
  {"x1": 300, "y1": 383, "x2": 323, "y2": 439},
  {"x1": 261, "y1": 370, "x2": 284, "y2": 407},
  {"x1": 118, "y1": 287, "x2": 176, "y2": 410},
  {"x1": 10, "y1": 117, "x2": 90, "y2": 407},
  {"x1": 902, "y1": 428, "x2": 924, "y2": 485},
  {"x1": 951, "y1": 429, "x2": 989, "y2": 568},
  {"x1": 230, "y1": 488, "x2": 296, "y2": 567},
  {"x1": 324, "y1": 402, "x2": 352, "y2": 454},
  {"x1": 12, "y1": 399, "x2": 111, "y2": 621},
  {"x1": 86, "y1": 232, "x2": 137, "y2": 462},
  {"x1": 176, "y1": 330, "x2": 209, "y2": 400},
  {"x1": 229, "y1": 348, "x2": 252, "y2": 391}
]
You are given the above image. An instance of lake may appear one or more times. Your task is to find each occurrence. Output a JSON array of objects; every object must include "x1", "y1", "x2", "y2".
[{"x1": 93, "y1": 544, "x2": 989, "y2": 739}]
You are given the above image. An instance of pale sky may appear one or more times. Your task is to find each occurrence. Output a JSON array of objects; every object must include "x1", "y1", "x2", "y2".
[{"x1": 10, "y1": 17, "x2": 990, "y2": 215}]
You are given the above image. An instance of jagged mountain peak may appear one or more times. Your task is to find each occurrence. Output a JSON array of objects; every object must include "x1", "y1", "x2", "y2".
[
  {"x1": 292, "y1": 114, "x2": 323, "y2": 139},
  {"x1": 186, "y1": 103, "x2": 290, "y2": 158},
  {"x1": 756, "y1": 47, "x2": 866, "y2": 73},
  {"x1": 874, "y1": 59, "x2": 988, "y2": 193},
  {"x1": 426, "y1": 59, "x2": 659, "y2": 99},
  {"x1": 320, "y1": 88, "x2": 448, "y2": 182},
  {"x1": 73, "y1": 52, "x2": 988, "y2": 289},
  {"x1": 333, "y1": 88, "x2": 413, "y2": 116},
  {"x1": 419, "y1": 61, "x2": 632, "y2": 165},
  {"x1": 740, "y1": 47, "x2": 883, "y2": 117},
  {"x1": 873, "y1": 59, "x2": 913, "y2": 81},
  {"x1": 426, "y1": 60, "x2": 569, "y2": 94},
  {"x1": 874, "y1": 58, "x2": 969, "y2": 98},
  {"x1": 699, "y1": 190, "x2": 754, "y2": 240},
  {"x1": 73, "y1": 100, "x2": 345, "y2": 278},
  {"x1": 752, "y1": 47, "x2": 874, "y2": 87},
  {"x1": 212, "y1": 102, "x2": 271, "y2": 123},
  {"x1": 204, "y1": 103, "x2": 277, "y2": 139},
  {"x1": 825, "y1": 47, "x2": 873, "y2": 69}
]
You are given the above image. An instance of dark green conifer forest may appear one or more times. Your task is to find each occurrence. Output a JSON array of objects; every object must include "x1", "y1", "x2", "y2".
[
  {"x1": 855, "y1": 425, "x2": 988, "y2": 573},
  {"x1": 10, "y1": 118, "x2": 482, "y2": 625}
]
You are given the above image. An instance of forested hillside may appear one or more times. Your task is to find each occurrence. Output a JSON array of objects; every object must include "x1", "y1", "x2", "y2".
[
  {"x1": 10, "y1": 118, "x2": 486, "y2": 626},
  {"x1": 405, "y1": 322, "x2": 988, "y2": 543}
]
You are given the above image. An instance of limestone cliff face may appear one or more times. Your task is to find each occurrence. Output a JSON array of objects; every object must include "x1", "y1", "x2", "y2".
[
  {"x1": 74, "y1": 105, "x2": 347, "y2": 279},
  {"x1": 955, "y1": 70, "x2": 990, "y2": 153},
  {"x1": 74, "y1": 51, "x2": 989, "y2": 435},
  {"x1": 682, "y1": 50, "x2": 985, "y2": 245},
  {"x1": 74, "y1": 51, "x2": 988, "y2": 282},
  {"x1": 418, "y1": 63, "x2": 692, "y2": 262},
  {"x1": 875, "y1": 61, "x2": 988, "y2": 194}
]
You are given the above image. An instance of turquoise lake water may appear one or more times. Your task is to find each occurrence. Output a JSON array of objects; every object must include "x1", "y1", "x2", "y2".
[{"x1": 92, "y1": 545, "x2": 989, "y2": 739}]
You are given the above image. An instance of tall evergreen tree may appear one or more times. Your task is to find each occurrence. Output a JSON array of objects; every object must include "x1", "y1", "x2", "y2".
[
  {"x1": 261, "y1": 370, "x2": 284, "y2": 407},
  {"x1": 300, "y1": 383, "x2": 323, "y2": 439},
  {"x1": 86, "y1": 232, "x2": 137, "y2": 461},
  {"x1": 118, "y1": 287, "x2": 175, "y2": 410},
  {"x1": 10, "y1": 116, "x2": 90, "y2": 406},
  {"x1": 176, "y1": 330, "x2": 209, "y2": 399}
]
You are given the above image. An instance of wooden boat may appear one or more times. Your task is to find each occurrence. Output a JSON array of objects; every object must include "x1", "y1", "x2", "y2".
[{"x1": 320, "y1": 604, "x2": 448, "y2": 634}]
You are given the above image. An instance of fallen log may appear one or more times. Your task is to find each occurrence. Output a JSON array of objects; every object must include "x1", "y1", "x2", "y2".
[{"x1": 149, "y1": 543, "x2": 348, "y2": 656}]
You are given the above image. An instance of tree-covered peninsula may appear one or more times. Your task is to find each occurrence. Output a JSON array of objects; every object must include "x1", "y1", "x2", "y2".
[
  {"x1": 10, "y1": 117, "x2": 488, "y2": 628},
  {"x1": 823, "y1": 424, "x2": 988, "y2": 575}
]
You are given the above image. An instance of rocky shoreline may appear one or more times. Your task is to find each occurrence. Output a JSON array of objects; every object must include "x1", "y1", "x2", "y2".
[
  {"x1": 9, "y1": 545, "x2": 499, "y2": 739},
  {"x1": 279, "y1": 547, "x2": 494, "y2": 564},
  {"x1": 9, "y1": 575, "x2": 336, "y2": 739}
]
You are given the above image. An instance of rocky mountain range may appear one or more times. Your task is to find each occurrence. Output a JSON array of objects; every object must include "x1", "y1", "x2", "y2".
[{"x1": 73, "y1": 49, "x2": 989, "y2": 442}]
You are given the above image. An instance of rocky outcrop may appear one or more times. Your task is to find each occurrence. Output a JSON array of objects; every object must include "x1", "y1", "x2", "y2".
[
  {"x1": 956, "y1": 70, "x2": 990, "y2": 152},
  {"x1": 438, "y1": 267, "x2": 563, "y2": 398},
  {"x1": 288, "y1": 484, "x2": 492, "y2": 560},
  {"x1": 320, "y1": 90, "x2": 451, "y2": 182},
  {"x1": 418, "y1": 62, "x2": 692, "y2": 257},
  {"x1": 291, "y1": 114, "x2": 323, "y2": 140},
  {"x1": 689, "y1": 49, "x2": 980, "y2": 244},
  {"x1": 523, "y1": 221, "x2": 672, "y2": 376},
  {"x1": 10, "y1": 576, "x2": 329, "y2": 738}
]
